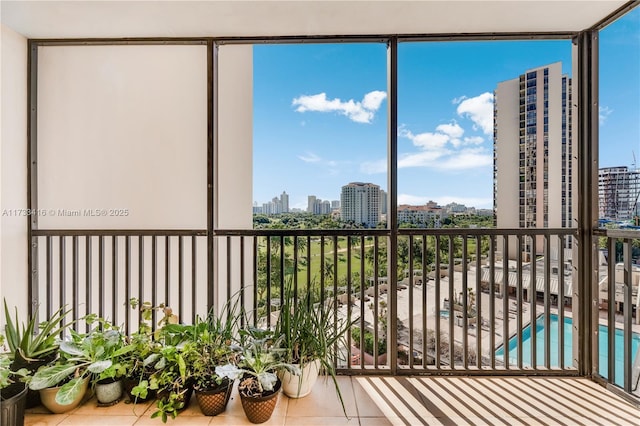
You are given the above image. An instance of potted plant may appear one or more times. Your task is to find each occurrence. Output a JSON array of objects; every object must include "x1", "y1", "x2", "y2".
[
  {"x1": 217, "y1": 328, "x2": 299, "y2": 424},
  {"x1": 138, "y1": 305, "x2": 196, "y2": 423},
  {"x1": 0, "y1": 350, "x2": 29, "y2": 426},
  {"x1": 121, "y1": 299, "x2": 162, "y2": 404},
  {"x1": 28, "y1": 315, "x2": 132, "y2": 413},
  {"x1": 186, "y1": 300, "x2": 241, "y2": 416},
  {"x1": 274, "y1": 288, "x2": 355, "y2": 415},
  {"x1": 3, "y1": 300, "x2": 73, "y2": 408}
]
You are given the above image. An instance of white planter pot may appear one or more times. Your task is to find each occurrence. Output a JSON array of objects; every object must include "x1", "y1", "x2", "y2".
[{"x1": 280, "y1": 359, "x2": 320, "y2": 399}]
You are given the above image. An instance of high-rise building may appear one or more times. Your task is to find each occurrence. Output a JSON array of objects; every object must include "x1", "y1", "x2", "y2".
[
  {"x1": 379, "y1": 189, "x2": 388, "y2": 215},
  {"x1": 494, "y1": 62, "x2": 573, "y2": 257},
  {"x1": 280, "y1": 191, "x2": 289, "y2": 213},
  {"x1": 307, "y1": 195, "x2": 317, "y2": 213},
  {"x1": 599, "y1": 166, "x2": 640, "y2": 221},
  {"x1": 340, "y1": 182, "x2": 381, "y2": 228}
]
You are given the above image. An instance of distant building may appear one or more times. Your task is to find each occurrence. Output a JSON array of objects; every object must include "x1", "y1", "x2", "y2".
[
  {"x1": 598, "y1": 166, "x2": 640, "y2": 221},
  {"x1": 397, "y1": 203, "x2": 443, "y2": 225},
  {"x1": 331, "y1": 200, "x2": 340, "y2": 210},
  {"x1": 379, "y1": 190, "x2": 388, "y2": 215},
  {"x1": 340, "y1": 182, "x2": 380, "y2": 227},
  {"x1": 307, "y1": 195, "x2": 332, "y2": 215},
  {"x1": 445, "y1": 202, "x2": 467, "y2": 214},
  {"x1": 256, "y1": 190, "x2": 290, "y2": 215}
]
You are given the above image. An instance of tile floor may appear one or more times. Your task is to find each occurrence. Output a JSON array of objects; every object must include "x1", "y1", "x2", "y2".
[{"x1": 25, "y1": 376, "x2": 639, "y2": 425}]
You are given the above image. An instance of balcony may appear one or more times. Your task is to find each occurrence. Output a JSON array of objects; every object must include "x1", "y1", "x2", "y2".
[{"x1": 2, "y1": 1, "x2": 640, "y2": 424}]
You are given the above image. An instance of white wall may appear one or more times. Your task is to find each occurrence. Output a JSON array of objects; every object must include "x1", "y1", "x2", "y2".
[
  {"x1": 0, "y1": 24, "x2": 28, "y2": 320},
  {"x1": 37, "y1": 44, "x2": 208, "y2": 230},
  {"x1": 215, "y1": 44, "x2": 254, "y2": 316}
]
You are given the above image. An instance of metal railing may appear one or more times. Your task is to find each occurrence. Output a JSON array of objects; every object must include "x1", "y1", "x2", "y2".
[
  {"x1": 593, "y1": 228, "x2": 640, "y2": 398},
  {"x1": 212, "y1": 228, "x2": 579, "y2": 376},
  {"x1": 32, "y1": 226, "x2": 640, "y2": 394},
  {"x1": 31, "y1": 230, "x2": 208, "y2": 334}
]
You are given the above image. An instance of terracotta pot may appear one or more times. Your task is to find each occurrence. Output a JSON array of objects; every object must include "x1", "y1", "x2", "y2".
[
  {"x1": 1, "y1": 382, "x2": 28, "y2": 426},
  {"x1": 239, "y1": 377, "x2": 281, "y2": 424},
  {"x1": 279, "y1": 359, "x2": 320, "y2": 398},
  {"x1": 194, "y1": 378, "x2": 233, "y2": 416},
  {"x1": 95, "y1": 378, "x2": 123, "y2": 405},
  {"x1": 39, "y1": 377, "x2": 89, "y2": 414}
]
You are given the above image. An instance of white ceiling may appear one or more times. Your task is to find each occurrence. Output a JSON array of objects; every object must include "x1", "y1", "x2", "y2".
[{"x1": 0, "y1": 0, "x2": 630, "y2": 39}]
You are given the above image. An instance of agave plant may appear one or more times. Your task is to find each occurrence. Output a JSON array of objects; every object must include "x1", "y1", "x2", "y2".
[{"x1": 3, "y1": 299, "x2": 73, "y2": 364}]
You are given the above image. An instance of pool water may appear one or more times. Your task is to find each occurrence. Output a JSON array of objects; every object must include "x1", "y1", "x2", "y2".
[{"x1": 495, "y1": 314, "x2": 640, "y2": 386}]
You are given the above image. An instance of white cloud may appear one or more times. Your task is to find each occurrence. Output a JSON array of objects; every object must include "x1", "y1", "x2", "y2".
[
  {"x1": 362, "y1": 91, "x2": 387, "y2": 111},
  {"x1": 398, "y1": 150, "x2": 448, "y2": 168},
  {"x1": 432, "y1": 149, "x2": 493, "y2": 170},
  {"x1": 456, "y1": 92, "x2": 494, "y2": 135},
  {"x1": 399, "y1": 127, "x2": 450, "y2": 150},
  {"x1": 599, "y1": 105, "x2": 613, "y2": 124},
  {"x1": 292, "y1": 90, "x2": 387, "y2": 124},
  {"x1": 397, "y1": 148, "x2": 491, "y2": 171},
  {"x1": 463, "y1": 136, "x2": 484, "y2": 145},
  {"x1": 298, "y1": 152, "x2": 322, "y2": 163},
  {"x1": 436, "y1": 121, "x2": 464, "y2": 140},
  {"x1": 452, "y1": 95, "x2": 467, "y2": 105}
]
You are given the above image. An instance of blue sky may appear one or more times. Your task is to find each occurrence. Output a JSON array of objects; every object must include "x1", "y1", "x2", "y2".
[{"x1": 253, "y1": 9, "x2": 639, "y2": 211}]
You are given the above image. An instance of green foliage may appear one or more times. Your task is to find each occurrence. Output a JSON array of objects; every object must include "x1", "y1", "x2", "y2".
[
  {"x1": 29, "y1": 317, "x2": 132, "y2": 406},
  {"x1": 3, "y1": 299, "x2": 73, "y2": 362},
  {"x1": 183, "y1": 296, "x2": 243, "y2": 391},
  {"x1": 217, "y1": 328, "x2": 298, "y2": 397},
  {"x1": 274, "y1": 285, "x2": 355, "y2": 415},
  {"x1": 0, "y1": 354, "x2": 28, "y2": 390},
  {"x1": 351, "y1": 327, "x2": 387, "y2": 356}
]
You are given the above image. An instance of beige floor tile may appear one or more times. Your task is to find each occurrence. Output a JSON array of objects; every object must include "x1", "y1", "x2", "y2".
[
  {"x1": 351, "y1": 377, "x2": 389, "y2": 418},
  {"x1": 134, "y1": 415, "x2": 212, "y2": 425},
  {"x1": 284, "y1": 416, "x2": 358, "y2": 425},
  {"x1": 208, "y1": 414, "x2": 252, "y2": 425},
  {"x1": 72, "y1": 398, "x2": 153, "y2": 416},
  {"x1": 209, "y1": 415, "x2": 285, "y2": 426},
  {"x1": 285, "y1": 376, "x2": 356, "y2": 418},
  {"x1": 26, "y1": 405, "x2": 56, "y2": 415},
  {"x1": 24, "y1": 414, "x2": 69, "y2": 426},
  {"x1": 58, "y1": 415, "x2": 139, "y2": 425},
  {"x1": 357, "y1": 418, "x2": 395, "y2": 426}
]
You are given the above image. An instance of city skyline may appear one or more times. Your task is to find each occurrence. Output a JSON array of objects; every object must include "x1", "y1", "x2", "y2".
[{"x1": 253, "y1": 9, "x2": 639, "y2": 212}]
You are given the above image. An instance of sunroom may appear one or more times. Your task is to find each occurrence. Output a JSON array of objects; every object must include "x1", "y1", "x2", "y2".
[{"x1": 1, "y1": 1, "x2": 639, "y2": 425}]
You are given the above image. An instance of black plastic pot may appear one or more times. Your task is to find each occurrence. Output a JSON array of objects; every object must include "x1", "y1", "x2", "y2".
[
  {"x1": 123, "y1": 377, "x2": 156, "y2": 404},
  {"x1": 10, "y1": 352, "x2": 56, "y2": 408},
  {"x1": 1, "y1": 382, "x2": 28, "y2": 426}
]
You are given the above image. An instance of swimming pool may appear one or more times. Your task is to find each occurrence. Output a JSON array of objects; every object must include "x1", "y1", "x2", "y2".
[{"x1": 495, "y1": 314, "x2": 640, "y2": 386}]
